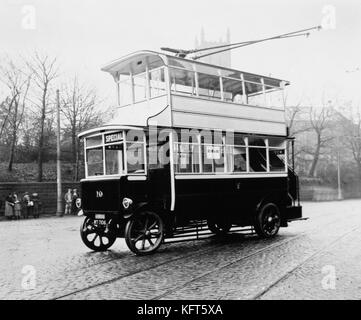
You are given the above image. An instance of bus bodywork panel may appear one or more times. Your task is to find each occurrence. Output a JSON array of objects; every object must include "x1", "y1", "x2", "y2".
[
  {"x1": 174, "y1": 175, "x2": 292, "y2": 224},
  {"x1": 108, "y1": 95, "x2": 171, "y2": 127},
  {"x1": 171, "y1": 95, "x2": 286, "y2": 135},
  {"x1": 80, "y1": 173, "x2": 301, "y2": 230}
]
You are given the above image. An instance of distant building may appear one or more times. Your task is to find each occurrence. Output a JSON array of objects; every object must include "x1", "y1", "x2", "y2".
[{"x1": 194, "y1": 27, "x2": 232, "y2": 68}]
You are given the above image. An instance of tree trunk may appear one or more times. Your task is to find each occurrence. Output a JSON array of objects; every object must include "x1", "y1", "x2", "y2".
[
  {"x1": 8, "y1": 100, "x2": 19, "y2": 172},
  {"x1": 75, "y1": 139, "x2": 79, "y2": 181},
  {"x1": 308, "y1": 134, "x2": 321, "y2": 177},
  {"x1": 38, "y1": 92, "x2": 47, "y2": 182},
  {"x1": 37, "y1": 124, "x2": 44, "y2": 182},
  {"x1": 72, "y1": 125, "x2": 77, "y2": 180},
  {"x1": 8, "y1": 129, "x2": 17, "y2": 171}
]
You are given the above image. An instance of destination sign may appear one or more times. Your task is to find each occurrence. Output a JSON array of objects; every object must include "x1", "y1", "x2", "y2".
[
  {"x1": 105, "y1": 132, "x2": 123, "y2": 144},
  {"x1": 206, "y1": 146, "x2": 221, "y2": 160}
]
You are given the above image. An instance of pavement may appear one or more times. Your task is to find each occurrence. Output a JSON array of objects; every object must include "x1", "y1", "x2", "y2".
[{"x1": 1, "y1": 200, "x2": 361, "y2": 300}]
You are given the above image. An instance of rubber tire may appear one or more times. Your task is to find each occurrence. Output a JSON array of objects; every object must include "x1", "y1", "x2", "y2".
[
  {"x1": 80, "y1": 217, "x2": 116, "y2": 252},
  {"x1": 254, "y1": 202, "x2": 281, "y2": 238},
  {"x1": 125, "y1": 211, "x2": 164, "y2": 256}
]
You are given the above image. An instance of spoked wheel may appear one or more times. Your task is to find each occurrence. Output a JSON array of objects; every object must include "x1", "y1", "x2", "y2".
[
  {"x1": 125, "y1": 211, "x2": 164, "y2": 255},
  {"x1": 207, "y1": 219, "x2": 232, "y2": 236},
  {"x1": 254, "y1": 203, "x2": 281, "y2": 238},
  {"x1": 80, "y1": 217, "x2": 117, "y2": 252}
]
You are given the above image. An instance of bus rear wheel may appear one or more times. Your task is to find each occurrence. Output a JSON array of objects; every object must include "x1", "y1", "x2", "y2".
[
  {"x1": 207, "y1": 219, "x2": 232, "y2": 236},
  {"x1": 80, "y1": 217, "x2": 117, "y2": 252},
  {"x1": 125, "y1": 211, "x2": 164, "y2": 255},
  {"x1": 254, "y1": 203, "x2": 281, "y2": 238}
]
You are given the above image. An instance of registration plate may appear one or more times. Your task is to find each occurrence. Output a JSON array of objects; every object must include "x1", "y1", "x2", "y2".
[{"x1": 95, "y1": 214, "x2": 105, "y2": 220}]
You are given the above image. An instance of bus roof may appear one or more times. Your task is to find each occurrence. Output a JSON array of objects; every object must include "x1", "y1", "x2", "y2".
[{"x1": 101, "y1": 50, "x2": 289, "y2": 87}]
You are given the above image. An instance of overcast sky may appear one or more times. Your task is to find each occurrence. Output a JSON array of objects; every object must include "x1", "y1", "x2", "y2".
[{"x1": 1, "y1": 0, "x2": 360, "y2": 107}]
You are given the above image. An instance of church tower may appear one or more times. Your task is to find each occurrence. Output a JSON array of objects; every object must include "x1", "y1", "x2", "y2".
[{"x1": 194, "y1": 27, "x2": 232, "y2": 68}]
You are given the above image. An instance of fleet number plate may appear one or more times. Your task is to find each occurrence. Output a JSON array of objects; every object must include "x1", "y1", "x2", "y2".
[{"x1": 95, "y1": 214, "x2": 105, "y2": 220}]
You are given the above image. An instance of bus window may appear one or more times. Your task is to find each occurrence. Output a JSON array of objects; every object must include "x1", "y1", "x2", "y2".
[
  {"x1": 268, "y1": 137, "x2": 286, "y2": 172},
  {"x1": 245, "y1": 81, "x2": 264, "y2": 107},
  {"x1": 149, "y1": 67, "x2": 166, "y2": 98},
  {"x1": 86, "y1": 135, "x2": 102, "y2": 148},
  {"x1": 87, "y1": 147, "x2": 104, "y2": 176},
  {"x1": 197, "y1": 73, "x2": 221, "y2": 100},
  {"x1": 169, "y1": 68, "x2": 196, "y2": 96},
  {"x1": 269, "y1": 149, "x2": 286, "y2": 172},
  {"x1": 174, "y1": 143, "x2": 200, "y2": 173},
  {"x1": 265, "y1": 87, "x2": 284, "y2": 109},
  {"x1": 133, "y1": 72, "x2": 147, "y2": 102},
  {"x1": 248, "y1": 138, "x2": 267, "y2": 172},
  {"x1": 126, "y1": 142, "x2": 145, "y2": 174},
  {"x1": 226, "y1": 146, "x2": 247, "y2": 172},
  {"x1": 119, "y1": 76, "x2": 133, "y2": 106},
  {"x1": 222, "y1": 77, "x2": 244, "y2": 103},
  {"x1": 105, "y1": 144, "x2": 123, "y2": 175},
  {"x1": 201, "y1": 144, "x2": 224, "y2": 173}
]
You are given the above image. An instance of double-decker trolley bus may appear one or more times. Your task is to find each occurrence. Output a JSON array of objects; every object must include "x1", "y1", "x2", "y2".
[{"x1": 78, "y1": 49, "x2": 303, "y2": 255}]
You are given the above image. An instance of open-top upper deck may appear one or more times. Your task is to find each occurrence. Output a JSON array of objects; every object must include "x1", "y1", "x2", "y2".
[{"x1": 102, "y1": 51, "x2": 289, "y2": 136}]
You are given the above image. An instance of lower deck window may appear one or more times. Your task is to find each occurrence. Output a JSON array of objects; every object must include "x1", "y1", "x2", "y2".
[
  {"x1": 127, "y1": 142, "x2": 146, "y2": 174},
  {"x1": 248, "y1": 147, "x2": 267, "y2": 172},
  {"x1": 174, "y1": 143, "x2": 200, "y2": 173},
  {"x1": 226, "y1": 146, "x2": 247, "y2": 172},
  {"x1": 269, "y1": 149, "x2": 286, "y2": 172},
  {"x1": 87, "y1": 148, "x2": 104, "y2": 176},
  {"x1": 105, "y1": 144, "x2": 123, "y2": 175},
  {"x1": 85, "y1": 131, "x2": 146, "y2": 177},
  {"x1": 173, "y1": 135, "x2": 287, "y2": 175}
]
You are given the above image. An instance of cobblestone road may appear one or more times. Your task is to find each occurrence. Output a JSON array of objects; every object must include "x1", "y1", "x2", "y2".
[{"x1": 1, "y1": 200, "x2": 361, "y2": 300}]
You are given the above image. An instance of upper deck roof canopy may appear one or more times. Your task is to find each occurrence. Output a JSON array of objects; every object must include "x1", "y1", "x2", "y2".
[{"x1": 101, "y1": 50, "x2": 289, "y2": 87}]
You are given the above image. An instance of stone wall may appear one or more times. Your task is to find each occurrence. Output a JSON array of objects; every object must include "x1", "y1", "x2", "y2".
[{"x1": 0, "y1": 182, "x2": 80, "y2": 216}]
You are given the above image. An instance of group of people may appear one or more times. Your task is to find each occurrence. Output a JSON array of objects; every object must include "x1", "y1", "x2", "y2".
[
  {"x1": 64, "y1": 188, "x2": 80, "y2": 215},
  {"x1": 2, "y1": 188, "x2": 80, "y2": 220},
  {"x1": 4, "y1": 192, "x2": 41, "y2": 220}
]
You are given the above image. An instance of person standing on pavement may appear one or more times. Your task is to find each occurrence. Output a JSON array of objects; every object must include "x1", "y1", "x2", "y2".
[
  {"x1": 32, "y1": 193, "x2": 40, "y2": 218},
  {"x1": 13, "y1": 193, "x2": 21, "y2": 220},
  {"x1": 64, "y1": 189, "x2": 72, "y2": 215},
  {"x1": 4, "y1": 193, "x2": 15, "y2": 220},
  {"x1": 71, "y1": 189, "x2": 79, "y2": 215},
  {"x1": 22, "y1": 192, "x2": 31, "y2": 219}
]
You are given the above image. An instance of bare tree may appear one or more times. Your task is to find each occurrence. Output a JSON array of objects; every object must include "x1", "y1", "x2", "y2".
[
  {"x1": 306, "y1": 104, "x2": 334, "y2": 177},
  {"x1": 27, "y1": 53, "x2": 58, "y2": 181},
  {"x1": 0, "y1": 59, "x2": 31, "y2": 171},
  {"x1": 60, "y1": 76, "x2": 102, "y2": 180},
  {"x1": 337, "y1": 104, "x2": 361, "y2": 181}
]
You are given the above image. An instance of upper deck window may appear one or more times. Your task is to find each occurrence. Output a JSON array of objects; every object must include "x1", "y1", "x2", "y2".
[
  {"x1": 169, "y1": 68, "x2": 196, "y2": 96},
  {"x1": 167, "y1": 56, "x2": 285, "y2": 109},
  {"x1": 109, "y1": 53, "x2": 287, "y2": 109},
  {"x1": 149, "y1": 68, "x2": 166, "y2": 98}
]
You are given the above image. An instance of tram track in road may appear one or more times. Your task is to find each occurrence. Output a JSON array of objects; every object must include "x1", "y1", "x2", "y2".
[
  {"x1": 150, "y1": 213, "x2": 361, "y2": 300},
  {"x1": 51, "y1": 237, "x2": 244, "y2": 300},
  {"x1": 53, "y1": 208, "x2": 353, "y2": 300},
  {"x1": 54, "y1": 204, "x2": 342, "y2": 278},
  {"x1": 252, "y1": 224, "x2": 361, "y2": 300}
]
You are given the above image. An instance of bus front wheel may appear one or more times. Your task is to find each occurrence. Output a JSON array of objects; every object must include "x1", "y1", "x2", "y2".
[
  {"x1": 254, "y1": 203, "x2": 281, "y2": 238},
  {"x1": 80, "y1": 217, "x2": 116, "y2": 252},
  {"x1": 125, "y1": 211, "x2": 164, "y2": 255}
]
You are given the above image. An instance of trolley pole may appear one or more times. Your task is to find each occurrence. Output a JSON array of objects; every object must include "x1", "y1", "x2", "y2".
[{"x1": 56, "y1": 89, "x2": 63, "y2": 216}]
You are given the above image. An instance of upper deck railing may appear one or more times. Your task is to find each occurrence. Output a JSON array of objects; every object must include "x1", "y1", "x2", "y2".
[{"x1": 102, "y1": 51, "x2": 289, "y2": 111}]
